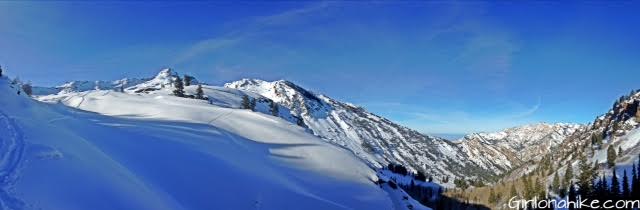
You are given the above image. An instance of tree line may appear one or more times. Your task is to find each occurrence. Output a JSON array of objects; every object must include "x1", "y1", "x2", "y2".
[{"x1": 171, "y1": 74, "x2": 206, "y2": 100}]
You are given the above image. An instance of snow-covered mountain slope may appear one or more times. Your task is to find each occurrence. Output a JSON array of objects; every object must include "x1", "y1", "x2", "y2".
[
  {"x1": 456, "y1": 123, "x2": 581, "y2": 174},
  {"x1": 556, "y1": 90, "x2": 640, "y2": 168},
  {"x1": 500, "y1": 90, "x2": 640, "y2": 187},
  {"x1": 34, "y1": 70, "x2": 584, "y2": 187},
  {"x1": 32, "y1": 68, "x2": 203, "y2": 95},
  {"x1": 224, "y1": 79, "x2": 484, "y2": 182},
  {"x1": 36, "y1": 69, "x2": 301, "y2": 126},
  {"x1": 225, "y1": 79, "x2": 580, "y2": 184},
  {"x1": 0, "y1": 76, "x2": 414, "y2": 209}
]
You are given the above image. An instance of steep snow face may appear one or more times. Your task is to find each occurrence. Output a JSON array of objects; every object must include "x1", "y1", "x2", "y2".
[
  {"x1": 1, "y1": 77, "x2": 400, "y2": 210},
  {"x1": 224, "y1": 79, "x2": 331, "y2": 118},
  {"x1": 457, "y1": 123, "x2": 582, "y2": 174},
  {"x1": 226, "y1": 79, "x2": 515, "y2": 183}
]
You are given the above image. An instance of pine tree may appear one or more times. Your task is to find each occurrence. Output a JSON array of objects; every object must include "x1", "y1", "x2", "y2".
[
  {"x1": 0, "y1": 65, "x2": 3, "y2": 77},
  {"x1": 577, "y1": 155, "x2": 596, "y2": 198},
  {"x1": 241, "y1": 95, "x2": 250, "y2": 109},
  {"x1": 610, "y1": 168, "x2": 620, "y2": 199},
  {"x1": 600, "y1": 174, "x2": 609, "y2": 199},
  {"x1": 633, "y1": 162, "x2": 640, "y2": 199},
  {"x1": 594, "y1": 174, "x2": 606, "y2": 200},
  {"x1": 618, "y1": 146, "x2": 623, "y2": 157},
  {"x1": 21, "y1": 82, "x2": 32, "y2": 96},
  {"x1": 534, "y1": 177, "x2": 545, "y2": 199},
  {"x1": 559, "y1": 180, "x2": 566, "y2": 197},
  {"x1": 296, "y1": 116, "x2": 305, "y2": 127},
  {"x1": 552, "y1": 172, "x2": 560, "y2": 194},
  {"x1": 488, "y1": 188, "x2": 497, "y2": 205},
  {"x1": 568, "y1": 182, "x2": 577, "y2": 210},
  {"x1": 523, "y1": 175, "x2": 533, "y2": 199},
  {"x1": 249, "y1": 98, "x2": 256, "y2": 111},
  {"x1": 269, "y1": 101, "x2": 279, "y2": 116},
  {"x1": 195, "y1": 85, "x2": 204, "y2": 99},
  {"x1": 510, "y1": 183, "x2": 518, "y2": 197},
  {"x1": 622, "y1": 169, "x2": 630, "y2": 199},
  {"x1": 607, "y1": 146, "x2": 617, "y2": 168},
  {"x1": 596, "y1": 133, "x2": 603, "y2": 146},
  {"x1": 172, "y1": 76, "x2": 185, "y2": 97},
  {"x1": 183, "y1": 75, "x2": 194, "y2": 86},
  {"x1": 564, "y1": 164, "x2": 574, "y2": 190}
]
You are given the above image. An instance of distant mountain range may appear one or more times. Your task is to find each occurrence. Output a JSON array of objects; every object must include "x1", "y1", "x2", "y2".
[{"x1": 33, "y1": 69, "x2": 628, "y2": 188}]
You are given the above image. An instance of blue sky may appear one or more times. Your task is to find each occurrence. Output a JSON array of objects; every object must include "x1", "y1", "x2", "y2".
[{"x1": 2, "y1": 2, "x2": 640, "y2": 136}]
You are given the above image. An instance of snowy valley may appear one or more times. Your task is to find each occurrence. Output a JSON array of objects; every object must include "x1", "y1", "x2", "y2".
[{"x1": 2, "y1": 68, "x2": 639, "y2": 210}]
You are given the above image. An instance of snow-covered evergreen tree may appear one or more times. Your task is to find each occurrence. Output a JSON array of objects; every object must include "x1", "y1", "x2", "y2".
[
  {"x1": 172, "y1": 76, "x2": 185, "y2": 97},
  {"x1": 610, "y1": 168, "x2": 620, "y2": 199},
  {"x1": 568, "y1": 181, "x2": 577, "y2": 210},
  {"x1": 269, "y1": 100, "x2": 278, "y2": 116},
  {"x1": 552, "y1": 172, "x2": 560, "y2": 194},
  {"x1": 622, "y1": 169, "x2": 630, "y2": 199},
  {"x1": 633, "y1": 162, "x2": 640, "y2": 199},
  {"x1": 241, "y1": 95, "x2": 250, "y2": 109},
  {"x1": 21, "y1": 82, "x2": 32, "y2": 96},
  {"x1": 564, "y1": 164, "x2": 573, "y2": 190},
  {"x1": 577, "y1": 155, "x2": 596, "y2": 198},
  {"x1": 297, "y1": 117, "x2": 304, "y2": 126},
  {"x1": 249, "y1": 98, "x2": 256, "y2": 111},
  {"x1": 607, "y1": 146, "x2": 617, "y2": 168},
  {"x1": 195, "y1": 85, "x2": 204, "y2": 99},
  {"x1": 183, "y1": 75, "x2": 194, "y2": 86}
]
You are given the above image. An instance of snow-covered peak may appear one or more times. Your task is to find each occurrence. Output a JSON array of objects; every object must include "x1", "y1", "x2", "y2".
[
  {"x1": 224, "y1": 79, "x2": 316, "y2": 100},
  {"x1": 463, "y1": 123, "x2": 582, "y2": 144},
  {"x1": 225, "y1": 78, "x2": 329, "y2": 117},
  {"x1": 123, "y1": 69, "x2": 185, "y2": 93},
  {"x1": 34, "y1": 78, "x2": 146, "y2": 95},
  {"x1": 224, "y1": 78, "x2": 268, "y2": 87},
  {"x1": 154, "y1": 68, "x2": 179, "y2": 81},
  {"x1": 225, "y1": 78, "x2": 592, "y2": 185},
  {"x1": 227, "y1": 78, "x2": 509, "y2": 184},
  {"x1": 454, "y1": 123, "x2": 582, "y2": 178},
  {"x1": 2, "y1": 75, "x2": 400, "y2": 210},
  {"x1": 32, "y1": 68, "x2": 195, "y2": 96}
]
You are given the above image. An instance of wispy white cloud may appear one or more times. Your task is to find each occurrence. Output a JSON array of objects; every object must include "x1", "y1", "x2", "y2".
[
  {"x1": 172, "y1": 38, "x2": 240, "y2": 66},
  {"x1": 506, "y1": 96, "x2": 541, "y2": 120},
  {"x1": 171, "y1": 2, "x2": 332, "y2": 65},
  {"x1": 436, "y1": 3, "x2": 519, "y2": 93}
]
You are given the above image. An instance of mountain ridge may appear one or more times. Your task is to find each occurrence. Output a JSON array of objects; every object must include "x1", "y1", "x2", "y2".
[
  {"x1": 223, "y1": 77, "x2": 581, "y2": 185},
  {"x1": 33, "y1": 69, "x2": 585, "y2": 187}
]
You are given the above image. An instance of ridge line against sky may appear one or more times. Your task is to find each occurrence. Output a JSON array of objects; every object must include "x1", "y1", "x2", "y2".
[{"x1": 1, "y1": 1, "x2": 639, "y2": 135}]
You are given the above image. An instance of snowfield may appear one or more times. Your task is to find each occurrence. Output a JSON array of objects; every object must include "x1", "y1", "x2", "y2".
[
  {"x1": 0, "y1": 76, "x2": 422, "y2": 209},
  {"x1": 225, "y1": 78, "x2": 584, "y2": 184},
  {"x1": 30, "y1": 69, "x2": 589, "y2": 191}
]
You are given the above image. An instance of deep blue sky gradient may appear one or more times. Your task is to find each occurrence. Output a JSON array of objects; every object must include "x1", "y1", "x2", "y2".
[{"x1": 2, "y1": 1, "x2": 639, "y2": 135}]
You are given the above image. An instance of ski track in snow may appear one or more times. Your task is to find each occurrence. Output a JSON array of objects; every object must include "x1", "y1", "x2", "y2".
[
  {"x1": 0, "y1": 111, "x2": 26, "y2": 210},
  {"x1": 207, "y1": 109, "x2": 235, "y2": 125}
]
